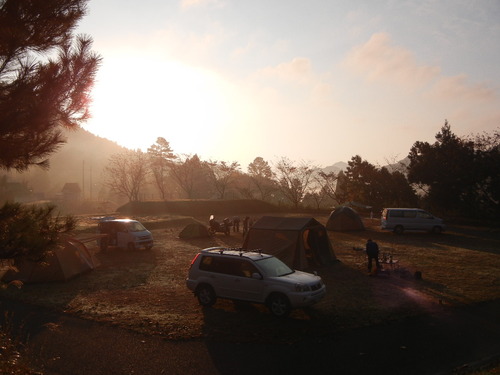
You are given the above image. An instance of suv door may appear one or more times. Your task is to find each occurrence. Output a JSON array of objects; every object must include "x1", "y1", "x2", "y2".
[
  {"x1": 199, "y1": 256, "x2": 265, "y2": 302},
  {"x1": 198, "y1": 256, "x2": 241, "y2": 299},
  {"x1": 228, "y1": 259, "x2": 265, "y2": 302}
]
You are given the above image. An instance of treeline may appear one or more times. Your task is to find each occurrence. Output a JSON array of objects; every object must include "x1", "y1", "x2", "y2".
[{"x1": 102, "y1": 122, "x2": 499, "y2": 220}]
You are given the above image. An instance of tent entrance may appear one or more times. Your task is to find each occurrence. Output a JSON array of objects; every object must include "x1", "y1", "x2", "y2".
[{"x1": 242, "y1": 216, "x2": 336, "y2": 270}]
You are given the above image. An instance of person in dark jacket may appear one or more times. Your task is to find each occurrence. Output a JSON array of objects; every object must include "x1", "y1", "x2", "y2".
[{"x1": 366, "y1": 238, "x2": 380, "y2": 273}]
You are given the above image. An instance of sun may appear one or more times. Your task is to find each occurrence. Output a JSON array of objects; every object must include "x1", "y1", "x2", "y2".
[{"x1": 85, "y1": 54, "x2": 232, "y2": 156}]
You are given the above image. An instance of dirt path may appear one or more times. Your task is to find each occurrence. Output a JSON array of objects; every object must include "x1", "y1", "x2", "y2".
[{"x1": 2, "y1": 298, "x2": 500, "y2": 375}]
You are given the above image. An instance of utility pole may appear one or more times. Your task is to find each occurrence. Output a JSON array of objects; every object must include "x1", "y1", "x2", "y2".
[
  {"x1": 82, "y1": 160, "x2": 85, "y2": 200},
  {"x1": 90, "y1": 164, "x2": 92, "y2": 201}
]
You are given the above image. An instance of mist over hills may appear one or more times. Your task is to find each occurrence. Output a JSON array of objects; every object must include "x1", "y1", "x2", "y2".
[
  {"x1": 4, "y1": 128, "x2": 352, "y2": 201},
  {"x1": 5, "y1": 128, "x2": 126, "y2": 199}
]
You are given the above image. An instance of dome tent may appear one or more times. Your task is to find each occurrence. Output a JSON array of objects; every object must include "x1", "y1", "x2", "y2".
[
  {"x1": 179, "y1": 222, "x2": 210, "y2": 239},
  {"x1": 326, "y1": 206, "x2": 365, "y2": 232},
  {"x1": 1, "y1": 239, "x2": 97, "y2": 284}
]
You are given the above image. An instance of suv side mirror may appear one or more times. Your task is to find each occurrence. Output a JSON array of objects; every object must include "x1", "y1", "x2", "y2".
[{"x1": 252, "y1": 273, "x2": 263, "y2": 280}]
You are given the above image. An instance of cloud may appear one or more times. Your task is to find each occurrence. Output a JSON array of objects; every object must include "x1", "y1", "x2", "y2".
[
  {"x1": 428, "y1": 74, "x2": 496, "y2": 102},
  {"x1": 257, "y1": 57, "x2": 314, "y2": 84},
  {"x1": 344, "y1": 32, "x2": 498, "y2": 108},
  {"x1": 310, "y1": 82, "x2": 334, "y2": 106},
  {"x1": 343, "y1": 32, "x2": 441, "y2": 89},
  {"x1": 252, "y1": 57, "x2": 335, "y2": 107},
  {"x1": 180, "y1": 0, "x2": 222, "y2": 10}
]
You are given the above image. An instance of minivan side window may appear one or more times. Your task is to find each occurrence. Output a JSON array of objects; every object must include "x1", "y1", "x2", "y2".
[
  {"x1": 417, "y1": 210, "x2": 433, "y2": 219},
  {"x1": 403, "y1": 210, "x2": 417, "y2": 218},
  {"x1": 390, "y1": 210, "x2": 404, "y2": 217}
]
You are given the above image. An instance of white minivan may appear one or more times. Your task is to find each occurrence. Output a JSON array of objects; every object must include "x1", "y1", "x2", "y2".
[
  {"x1": 381, "y1": 208, "x2": 445, "y2": 234},
  {"x1": 98, "y1": 218, "x2": 154, "y2": 251}
]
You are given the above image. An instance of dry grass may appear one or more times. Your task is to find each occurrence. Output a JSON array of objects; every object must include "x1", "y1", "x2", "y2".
[{"x1": 1, "y1": 213, "x2": 499, "y2": 345}]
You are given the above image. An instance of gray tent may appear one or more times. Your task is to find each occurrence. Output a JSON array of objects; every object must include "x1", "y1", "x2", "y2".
[
  {"x1": 1, "y1": 239, "x2": 97, "y2": 284},
  {"x1": 242, "y1": 216, "x2": 336, "y2": 270},
  {"x1": 326, "y1": 206, "x2": 365, "y2": 231},
  {"x1": 179, "y1": 222, "x2": 210, "y2": 239}
]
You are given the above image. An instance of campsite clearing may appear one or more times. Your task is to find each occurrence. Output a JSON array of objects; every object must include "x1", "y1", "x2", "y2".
[
  {"x1": 1, "y1": 212, "x2": 499, "y2": 344},
  {"x1": 1, "y1": 215, "x2": 500, "y2": 342}
]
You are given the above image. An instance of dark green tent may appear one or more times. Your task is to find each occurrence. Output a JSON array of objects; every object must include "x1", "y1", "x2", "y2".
[
  {"x1": 326, "y1": 206, "x2": 365, "y2": 232},
  {"x1": 242, "y1": 216, "x2": 336, "y2": 270},
  {"x1": 179, "y1": 222, "x2": 210, "y2": 239}
]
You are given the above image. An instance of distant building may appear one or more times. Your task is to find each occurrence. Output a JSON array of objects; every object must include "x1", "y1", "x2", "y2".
[{"x1": 61, "y1": 183, "x2": 82, "y2": 202}]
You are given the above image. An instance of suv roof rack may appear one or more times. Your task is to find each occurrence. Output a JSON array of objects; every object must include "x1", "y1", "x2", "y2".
[{"x1": 202, "y1": 247, "x2": 265, "y2": 257}]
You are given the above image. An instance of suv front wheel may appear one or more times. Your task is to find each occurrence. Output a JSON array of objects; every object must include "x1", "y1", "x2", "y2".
[
  {"x1": 266, "y1": 293, "x2": 291, "y2": 317},
  {"x1": 196, "y1": 284, "x2": 216, "y2": 306}
]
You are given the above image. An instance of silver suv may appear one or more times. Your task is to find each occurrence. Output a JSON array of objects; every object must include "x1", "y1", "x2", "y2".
[{"x1": 186, "y1": 247, "x2": 326, "y2": 317}]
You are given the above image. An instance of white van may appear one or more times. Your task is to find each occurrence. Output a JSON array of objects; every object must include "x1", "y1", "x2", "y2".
[
  {"x1": 381, "y1": 208, "x2": 445, "y2": 234},
  {"x1": 98, "y1": 218, "x2": 154, "y2": 251}
]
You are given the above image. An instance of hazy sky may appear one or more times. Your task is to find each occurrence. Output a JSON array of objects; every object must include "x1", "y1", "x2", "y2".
[{"x1": 78, "y1": 0, "x2": 500, "y2": 168}]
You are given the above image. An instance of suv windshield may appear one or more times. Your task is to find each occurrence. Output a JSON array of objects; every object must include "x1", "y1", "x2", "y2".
[{"x1": 255, "y1": 256, "x2": 294, "y2": 277}]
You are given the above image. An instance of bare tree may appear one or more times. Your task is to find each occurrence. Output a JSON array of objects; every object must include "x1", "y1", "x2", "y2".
[
  {"x1": 273, "y1": 157, "x2": 316, "y2": 209},
  {"x1": 169, "y1": 154, "x2": 208, "y2": 199},
  {"x1": 147, "y1": 137, "x2": 177, "y2": 200},
  {"x1": 316, "y1": 170, "x2": 351, "y2": 205},
  {"x1": 104, "y1": 150, "x2": 149, "y2": 202},
  {"x1": 247, "y1": 157, "x2": 276, "y2": 201},
  {"x1": 206, "y1": 160, "x2": 240, "y2": 199}
]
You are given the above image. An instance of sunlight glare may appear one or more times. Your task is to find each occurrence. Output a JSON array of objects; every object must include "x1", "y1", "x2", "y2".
[{"x1": 87, "y1": 55, "x2": 230, "y2": 155}]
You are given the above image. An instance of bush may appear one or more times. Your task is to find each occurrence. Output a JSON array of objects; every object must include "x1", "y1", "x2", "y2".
[{"x1": 0, "y1": 202, "x2": 76, "y2": 261}]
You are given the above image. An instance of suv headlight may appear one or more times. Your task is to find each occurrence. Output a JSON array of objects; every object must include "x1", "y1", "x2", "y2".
[{"x1": 295, "y1": 283, "x2": 310, "y2": 292}]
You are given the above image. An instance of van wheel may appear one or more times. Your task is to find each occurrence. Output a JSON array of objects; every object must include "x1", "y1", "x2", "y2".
[
  {"x1": 196, "y1": 284, "x2": 216, "y2": 306},
  {"x1": 394, "y1": 225, "x2": 404, "y2": 235},
  {"x1": 432, "y1": 226, "x2": 442, "y2": 234},
  {"x1": 267, "y1": 293, "x2": 291, "y2": 317}
]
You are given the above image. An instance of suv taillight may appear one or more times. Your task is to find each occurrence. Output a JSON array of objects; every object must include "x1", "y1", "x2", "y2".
[{"x1": 189, "y1": 253, "x2": 200, "y2": 269}]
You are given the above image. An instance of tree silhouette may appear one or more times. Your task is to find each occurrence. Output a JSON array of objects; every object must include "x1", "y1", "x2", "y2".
[
  {"x1": 147, "y1": 137, "x2": 177, "y2": 200},
  {"x1": 206, "y1": 160, "x2": 240, "y2": 199},
  {"x1": 408, "y1": 121, "x2": 476, "y2": 211},
  {"x1": 0, "y1": 0, "x2": 101, "y2": 171},
  {"x1": 274, "y1": 157, "x2": 316, "y2": 209},
  {"x1": 344, "y1": 155, "x2": 417, "y2": 211},
  {"x1": 0, "y1": 202, "x2": 76, "y2": 260},
  {"x1": 169, "y1": 154, "x2": 209, "y2": 199},
  {"x1": 247, "y1": 157, "x2": 276, "y2": 201},
  {"x1": 104, "y1": 150, "x2": 150, "y2": 202}
]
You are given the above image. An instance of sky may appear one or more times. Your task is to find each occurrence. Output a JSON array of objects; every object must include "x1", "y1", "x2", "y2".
[{"x1": 77, "y1": 0, "x2": 500, "y2": 169}]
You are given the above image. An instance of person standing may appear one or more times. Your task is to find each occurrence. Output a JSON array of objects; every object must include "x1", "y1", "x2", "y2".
[
  {"x1": 366, "y1": 238, "x2": 380, "y2": 274},
  {"x1": 232, "y1": 216, "x2": 240, "y2": 232},
  {"x1": 242, "y1": 216, "x2": 250, "y2": 236}
]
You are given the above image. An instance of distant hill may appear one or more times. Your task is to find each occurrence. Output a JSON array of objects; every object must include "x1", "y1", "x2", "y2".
[
  {"x1": 321, "y1": 161, "x2": 348, "y2": 174},
  {"x1": 5, "y1": 128, "x2": 126, "y2": 198}
]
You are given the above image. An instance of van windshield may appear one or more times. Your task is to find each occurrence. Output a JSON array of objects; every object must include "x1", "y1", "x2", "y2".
[
  {"x1": 255, "y1": 257, "x2": 294, "y2": 277},
  {"x1": 126, "y1": 222, "x2": 147, "y2": 232}
]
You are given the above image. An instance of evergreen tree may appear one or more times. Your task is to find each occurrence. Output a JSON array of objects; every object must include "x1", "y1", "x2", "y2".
[
  {"x1": 408, "y1": 121, "x2": 476, "y2": 212},
  {"x1": 0, "y1": 0, "x2": 101, "y2": 171}
]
